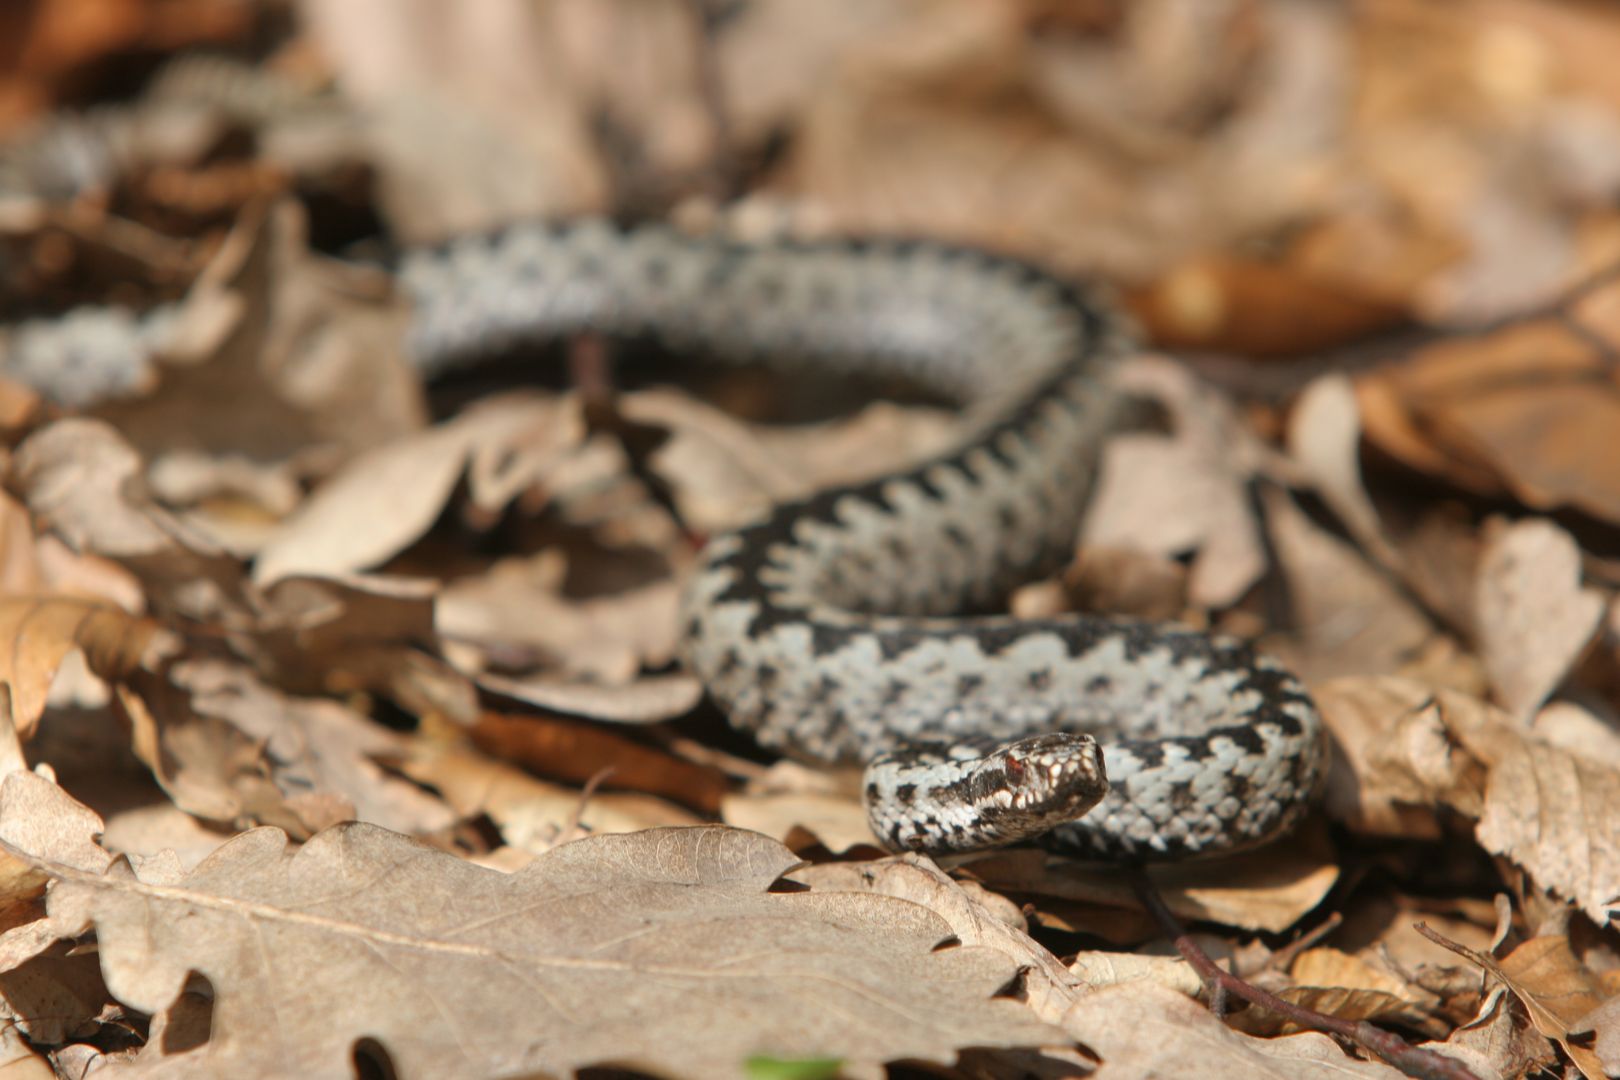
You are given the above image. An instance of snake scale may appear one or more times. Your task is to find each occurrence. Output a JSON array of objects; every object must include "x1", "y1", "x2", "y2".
[{"x1": 2, "y1": 218, "x2": 1327, "y2": 859}]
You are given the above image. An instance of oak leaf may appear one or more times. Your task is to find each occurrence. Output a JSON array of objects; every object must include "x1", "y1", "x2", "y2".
[{"x1": 22, "y1": 824, "x2": 1061, "y2": 1078}]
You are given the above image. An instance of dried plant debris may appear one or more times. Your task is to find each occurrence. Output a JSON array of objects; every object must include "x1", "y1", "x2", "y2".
[{"x1": 4, "y1": 3, "x2": 1620, "y2": 1078}]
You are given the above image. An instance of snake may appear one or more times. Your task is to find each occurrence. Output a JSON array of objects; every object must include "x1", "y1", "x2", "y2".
[
  {"x1": 1, "y1": 63, "x2": 1327, "y2": 859},
  {"x1": 1, "y1": 218, "x2": 1327, "y2": 860}
]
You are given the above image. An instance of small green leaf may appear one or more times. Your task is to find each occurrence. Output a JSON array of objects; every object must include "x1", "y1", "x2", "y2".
[{"x1": 743, "y1": 1054, "x2": 845, "y2": 1080}]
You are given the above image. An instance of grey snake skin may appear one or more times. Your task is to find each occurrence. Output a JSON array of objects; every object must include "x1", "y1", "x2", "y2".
[{"x1": 0, "y1": 219, "x2": 1328, "y2": 859}]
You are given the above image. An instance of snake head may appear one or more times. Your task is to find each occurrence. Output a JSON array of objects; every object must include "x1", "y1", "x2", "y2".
[
  {"x1": 864, "y1": 731, "x2": 1110, "y2": 855},
  {"x1": 966, "y1": 732, "x2": 1109, "y2": 843}
]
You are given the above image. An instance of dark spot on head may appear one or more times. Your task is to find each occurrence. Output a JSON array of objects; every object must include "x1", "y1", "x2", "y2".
[
  {"x1": 957, "y1": 673, "x2": 983, "y2": 699},
  {"x1": 894, "y1": 784, "x2": 918, "y2": 807},
  {"x1": 1085, "y1": 674, "x2": 1113, "y2": 696},
  {"x1": 1027, "y1": 668, "x2": 1051, "y2": 692}
]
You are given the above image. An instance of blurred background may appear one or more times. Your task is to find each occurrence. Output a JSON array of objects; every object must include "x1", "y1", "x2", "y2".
[{"x1": 7, "y1": 0, "x2": 1620, "y2": 344}]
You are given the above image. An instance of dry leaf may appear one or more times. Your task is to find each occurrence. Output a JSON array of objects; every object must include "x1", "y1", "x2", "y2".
[
  {"x1": 1067, "y1": 950, "x2": 1205, "y2": 998},
  {"x1": 300, "y1": 0, "x2": 609, "y2": 237},
  {"x1": 1061, "y1": 980, "x2": 1407, "y2": 1078},
  {"x1": 473, "y1": 671, "x2": 703, "y2": 725},
  {"x1": 1228, "y1": 946, "x2": 1444, "y2": 1039},
  {"x1": 93, "y1": 200, "x2": 422, "y2": 462},
  {"x1": 963, "y1": 822, "x2": 1339, "y2": 937},
  {"x1": 1354, "y1": 297, "x2": 1620, "y2": 526},
  {"x1": 1432, "y1": 985, "x2": 1557, "y2": 1080},
  {"x1": 441, "y1": 557, "x2": 684, "y2": 686},
  {"x1": 254, "y1": 394, "x2": 583, "y2": 586},
  {"x1": 20, "y1": 823, "x2": 1060, "y2": 1078},
  {"x1": 98, "y1": 803, "x2": 231, "y2": 875},
  {"x1": 1131, "y1": 255, "x2": 1407, "y2": 357},
  {"x1": 245, "y1": 573, "x2": 479, "y2": 724},
  {"x1": 631, "y1": 387, "x2": 957, "y2": 534},
  {"x1": 0, "y1": 596, "x2": 168, "y2": 738},
  {"x1": 0, "y1": 494, "x2": 42, "y2": 597},
  {"x1": 1422, "y1": 927, "x2": 1608, "y2": 1080},
  {"x1": 1474, "y1": 518, "x2": 1605, "y2": 718},
  {"x1": 1287, "y1": 374, "x2": 1402, "y2": 570},
  {"x1": 791, "y1": 853, "x2": 1084, "y2": 1026},
  {"x1": 1260, "y1": 485, "x2": 1436, "y2": 683},
  {"x1": 10, "y1": 419, "x2": 248, "y2": 620},
  {"x1": 780, "y1": 0, "x2": 1346, "y2": 279},
  {"x1": 1575, "y1": 992, "x2": 1620, "y2": 1077},
  {"x1": 721, "y1": 791, "x2": 877, "y2": 855},
  {"x1": 1318, "y1": 675, "x2": 1620, "y2": 923},
  {"x1": 1057, "y1": 546, "x2": 1188, "y2": 623},
  {"x1": 175, "y1": 661, "x2": 455, "y2": 836},
  {"x1": 1291, "y1": 947, "x2": 1432, "y2": 1005},
  {"x1": 1085, "y1": 356, "x2": 1268, "y2": 608},
  {"x1": 114, "y1": 671, "x2": 292, "y2": 830},
  {"x1": 395, "y1": 739, "x2": 703, "y2": 853},
  {"x1": 0, "y1": 773, "x2": 110, "y2": 972},
  {"x1": 1472, "y1": 729, "x2": 1620, "y2": 927},
  {"x1": 1531, "y1": 701, "x2": 1620, "y2": 769},
  {"x1": 468, "y1": 709, "x2": 728, "y2": 813},
  {"x1": 1315, "y1": 675, "x2": 1472, "y2": 839}
]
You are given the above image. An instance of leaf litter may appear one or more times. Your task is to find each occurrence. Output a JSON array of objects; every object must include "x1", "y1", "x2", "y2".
[{"x1": 4, "y1": 1, "x2": 1620, "y2": 1078}]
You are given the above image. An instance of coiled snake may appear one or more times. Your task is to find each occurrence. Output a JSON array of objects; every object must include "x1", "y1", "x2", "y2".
[{"x1": 2, "y1": 220, "x2": 1327, "y2": 859}]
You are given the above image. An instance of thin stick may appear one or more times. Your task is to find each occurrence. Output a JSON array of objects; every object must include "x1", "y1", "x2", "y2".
[
  {"x1": 1261, "y1": 910, "x2": 1344, "y2": 976},
  {"x1": 568, "y1": 333, "x2": 697, "y2": 541},
  {"x1": 1126, "y1": 866, "x2": 1481, "y2": 1080}
]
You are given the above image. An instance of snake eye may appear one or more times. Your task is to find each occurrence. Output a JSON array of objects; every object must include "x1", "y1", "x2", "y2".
[{"x1": 1004, "y1": 755, "x2": 1025, "y2": 779}]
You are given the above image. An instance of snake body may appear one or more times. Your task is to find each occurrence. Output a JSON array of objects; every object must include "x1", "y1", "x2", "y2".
[{"x1": 3, "y1": 219, "x2": 1327, "y2": 859}]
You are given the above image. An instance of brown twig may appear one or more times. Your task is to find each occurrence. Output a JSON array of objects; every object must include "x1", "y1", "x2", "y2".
[
  {"x1": 557, "y1": 765, "x2": 617, "y2": 847},
  {"x1": 1126, "y1": 866, "x2": 1481, "y2": 1080},
  {"x1": 1258, "y1": 910, "x2": 1344, "y2": 977},
  {"x1": 568, "y1": 333, "x2": 698, "y2": 542}
]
